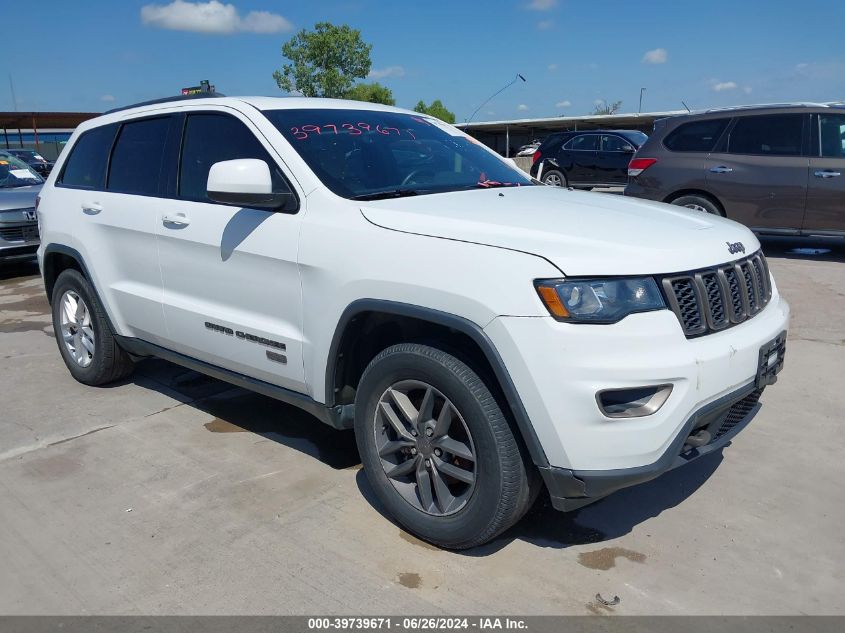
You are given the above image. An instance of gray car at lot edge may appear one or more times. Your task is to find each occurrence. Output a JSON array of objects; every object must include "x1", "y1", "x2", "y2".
[
  {"x1": 0, "y1": 153, "x2": 43, "y2": 261},
  {"x1": 624, "y1": 103, "x2": 845, "y2": 236}
]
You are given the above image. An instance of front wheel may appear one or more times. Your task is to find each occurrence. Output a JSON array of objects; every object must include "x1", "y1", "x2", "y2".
[{"x1": 354, "y1": 343, "x2": 534, "y2": 549}]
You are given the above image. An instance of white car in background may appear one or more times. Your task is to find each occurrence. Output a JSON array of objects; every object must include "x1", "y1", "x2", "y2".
[{"x1": 36, "y1": 95, "x2": 789, "y2": 549}]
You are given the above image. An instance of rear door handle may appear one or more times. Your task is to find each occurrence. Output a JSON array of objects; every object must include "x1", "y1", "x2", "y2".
[
  {"x1": 709, "y1": 166, "x2": 733, "y2": 174},
  {"x1": 162, "y1": 213, "x2": 191, "y2": 227},
  {"x1": 814, "y1": 170, "x2": 841, "y2": 178},
  {"x1": 82, "y1": 202, "x2": 102, "y2": 215}
]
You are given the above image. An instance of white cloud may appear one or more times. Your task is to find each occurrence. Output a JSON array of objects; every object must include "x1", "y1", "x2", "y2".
[
  {"x1": 527, "y1": 0, "x2": 558, "y2": 9},
  {"x1": 100, "y1": 94, "x2": 116, "y2": 102},
  {"x1": 642, "y1": 48, "x2": 668, "y2": 64},
  {"x1": 743, "y1": 86, "x2": 753, "y2": 95},
  {"x1": 712, "y1": 81, "x2": 738, "y2": 92},
  {"x1": 547, "y1": 63, "x2": 557, "y2": 71},
  {"x1": 555, "y1": 100, "x2": 571, "y2": 108},
  {"x1": 368, "y1": 65, "x2": 405, "y2": 80},
  {"x1": 140, "y1": 1, "x2": 292, "y2": 34},
  {"x1": 517, "y1": 104, "x2": 529, "y2": 111},
  {"x1": 537, "y1": 19, "x2": 553, "y2": 30}
]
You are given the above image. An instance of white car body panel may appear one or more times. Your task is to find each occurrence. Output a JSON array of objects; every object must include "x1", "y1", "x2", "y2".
[
  {"x1": 36, "y1": 96, "x2": 790, "y2": 481},
  {"x1": 359, "y1": 185, "x2": 761, "y2": 276}
]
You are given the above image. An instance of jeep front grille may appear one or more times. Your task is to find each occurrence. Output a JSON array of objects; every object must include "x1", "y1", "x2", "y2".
[{"x1": 662, "y1": 252, "x2": 772, "y2": 338}]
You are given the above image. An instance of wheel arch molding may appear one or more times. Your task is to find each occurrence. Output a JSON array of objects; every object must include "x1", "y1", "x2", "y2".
[{"x1": 324, "y1": 299, "x2": 550, "y2": 468}]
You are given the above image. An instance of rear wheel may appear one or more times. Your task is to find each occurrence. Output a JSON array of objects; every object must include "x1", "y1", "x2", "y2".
[
  {"x1": 354, "y1": 343, "x2": 534, "y2": 550},
  {"x1": 51, "y1": 269, "x2": 135, "y2": 385},
  {"x1": 542, "y1": 169, "x2": 567, "y2": 187},
  {"x1": 670, "y1": 194, "x2": 724, "y2": 216}
]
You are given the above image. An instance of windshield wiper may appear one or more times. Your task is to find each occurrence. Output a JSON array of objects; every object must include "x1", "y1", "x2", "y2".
[{"x1": 351, "y1": 188, "x2": 421, "y2": 201}]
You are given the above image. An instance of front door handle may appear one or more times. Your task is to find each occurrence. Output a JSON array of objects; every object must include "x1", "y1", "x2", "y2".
[
  {"x1": 162, "y1": 213, "x2": 191, "y2": 227},
  {"x1": 82, "y1": 202, "x2": 102, "y2": 215},
  {"x1": 709, "y1": 166, "x2": 734, "y2": 174},
  {"x1": 814, "y1": 170, "x2": 842, "y2": 178}
]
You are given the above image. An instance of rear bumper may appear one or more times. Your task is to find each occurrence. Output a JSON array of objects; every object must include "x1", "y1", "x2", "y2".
[
  {"x1": 540, "y1": 381, "x2": 763, "y2": 510},
  {"x1": 623, "y1": 180, "x2": 665, "y2": 201}
]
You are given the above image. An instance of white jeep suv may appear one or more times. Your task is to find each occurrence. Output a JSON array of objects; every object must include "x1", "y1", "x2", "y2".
[{"x1": 36, "y1": 96, "x2": 789, "y2": 549}]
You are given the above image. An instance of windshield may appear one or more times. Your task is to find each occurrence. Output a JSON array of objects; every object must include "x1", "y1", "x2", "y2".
[
  {"x1": 0, "y1": 155, "x2": 44, "y2": 188},
  {"x1": 264, "y1": 108, "x2": 534, "y2": 199}
]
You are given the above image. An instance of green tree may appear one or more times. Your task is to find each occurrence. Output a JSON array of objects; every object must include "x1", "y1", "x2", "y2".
[
  {"x1": 345, "y1": 82, "x2": 395, "y2": 105},
  {"x1": 591, "y1": 99, "x2": 623, "y2": 115},
  {"x1": 413, "y1": 99, "x2": 456, "y2": 124},
  {"x1": 274, "y1": 22, "x2": 372, "y2": 98}
]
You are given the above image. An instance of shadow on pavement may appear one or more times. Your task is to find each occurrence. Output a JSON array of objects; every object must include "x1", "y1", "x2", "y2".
[
  {"x1": 760, "y1": 235, "x2": 845, "y2": 263},
  {"x1": 354, "y1": 448, "x2": 723, "y2": 555},
  {"x1": 0, "y1": 256, "x2": 39, "y2": 282},
  {"x1": 130, "y1": 358, "x2": 360, "y2": 470}
]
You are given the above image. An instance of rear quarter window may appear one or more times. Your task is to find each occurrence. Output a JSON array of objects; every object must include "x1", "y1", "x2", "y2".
[
  {"x1": 663, "y1": 119, "x2": 729, "y2": 152},
  {"x1": 59, "y1": 124, "x2": 117, "y2": 189}
]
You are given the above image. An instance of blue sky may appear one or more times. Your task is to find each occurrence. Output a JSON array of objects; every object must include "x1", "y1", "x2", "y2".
[{"x1": 3, "y1": 0, "x2": 844, "y2": 120}]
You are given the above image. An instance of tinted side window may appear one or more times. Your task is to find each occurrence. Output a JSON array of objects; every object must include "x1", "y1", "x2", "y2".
[
  {"x1": 179, "y1": 113, "x2": 289, "y2": 202},
  {"x1": 819, "y1": 113, "x2": 845, "y2": 158},
  {"x1": 566, "y1": 135, "x2": 599, "y2": 151},
  {"x1": 728, "y1": 114, "x2": 804, "y2": 156},
  {"x1": 601, "y1": 135, "x2": 632, "y2": 152},
  {"x1": 664, "y1": 119, "x2": 729, "y2": 152},
  {"x1": 107, "y1": 117, "x2": 171, "y2": 196},
  {"x1": 60, "y1": 125, "x2": 117, "y2": 189}
]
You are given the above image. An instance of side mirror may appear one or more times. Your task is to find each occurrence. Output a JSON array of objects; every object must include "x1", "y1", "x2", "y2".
[{"x1": 207, "y1": 158, "x2": 294, "y2": 210}]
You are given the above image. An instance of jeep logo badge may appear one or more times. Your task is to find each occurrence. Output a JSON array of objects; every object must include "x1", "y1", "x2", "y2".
[{"x1": 726, "y1": 241, "x2": 745, "y2": 255}]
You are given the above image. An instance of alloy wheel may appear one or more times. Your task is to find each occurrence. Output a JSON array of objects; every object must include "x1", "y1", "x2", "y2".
[
  {"x1": 59, "y1": 290, "x2": 95, "y2": 368},
  {"x1": 544, "y1": 173, "x2": 563, "y2": 187},
  {"x1": 374, "y1": 380, "x2": 477, "y2": 516}
]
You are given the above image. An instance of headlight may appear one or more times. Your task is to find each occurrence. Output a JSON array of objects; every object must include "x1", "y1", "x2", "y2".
[{"x1": 535, "y1": 277, "x2": 665, "y2": 323}]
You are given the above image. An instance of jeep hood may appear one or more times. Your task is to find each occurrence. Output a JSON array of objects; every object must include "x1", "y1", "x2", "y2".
[{"x1": 359, "y1": 186, "x2": 759, "y2": 276}]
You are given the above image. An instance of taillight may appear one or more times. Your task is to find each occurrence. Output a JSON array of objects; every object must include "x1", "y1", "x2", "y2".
[
  {"x1": 628, "y1": 158, "x2": 657, "y2": 177},
  {"x1": 532, "y1": 150, "x2": 542, "y2": 164}
]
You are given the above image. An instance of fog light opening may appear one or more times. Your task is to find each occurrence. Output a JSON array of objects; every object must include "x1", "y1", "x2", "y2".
[{"x1": 597, "y1": 384, "x2": 673, "y2": 418}]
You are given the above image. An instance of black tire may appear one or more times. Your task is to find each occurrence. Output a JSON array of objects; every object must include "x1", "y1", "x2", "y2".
[
  {"x1": 51, "y1": 269, "x2": 135, "y2": 386},
  {"x1": 354, "y1": 343, "x2": 534, "y2": 550},
  {"x1": 670, "y1": 194, "x2": 724, "y2": 216},
  {"x1": 541, "y1": 169, "x2": 567, "y2": 187}
]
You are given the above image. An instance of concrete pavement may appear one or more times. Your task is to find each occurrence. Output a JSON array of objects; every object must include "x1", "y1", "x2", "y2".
[{"x1": 0, "y1": 237, "x2": 843, "y2": 615}]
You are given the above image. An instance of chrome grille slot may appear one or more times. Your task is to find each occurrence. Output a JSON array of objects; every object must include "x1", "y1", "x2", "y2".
[
  {"x1": 0, "y1": 226, "x2": 26, "y2": 242},
  {"x1": 662, "y1": 251, "x2": 772, "y2": 338}
]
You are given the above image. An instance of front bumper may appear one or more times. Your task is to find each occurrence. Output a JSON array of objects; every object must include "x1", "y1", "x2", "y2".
[
  {"x1": 540, "y1": 380, "x2": 764, "y2": 510},
  {"x1": 484, "y1": 288, "x2": 790, "y2": 507},
  {"x1": 0, "y1": 222, "x2": 39, "y2": 259}
]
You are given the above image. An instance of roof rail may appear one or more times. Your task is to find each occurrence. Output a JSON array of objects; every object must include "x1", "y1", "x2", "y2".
[
  {"x1": 701, "y1": 102, "x2": 830, "y2": 114},
  {"x1": 104, "y1": 92, "x2": 226, "y2": 115}
]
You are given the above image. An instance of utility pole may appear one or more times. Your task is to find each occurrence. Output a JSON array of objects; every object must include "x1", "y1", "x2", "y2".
[
  {"x1": 9, "y1": 74, "x2": 18, "y2": 111},
  {"x1": 639, "y1": 87, "x2": 646, "y2": 114}
]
